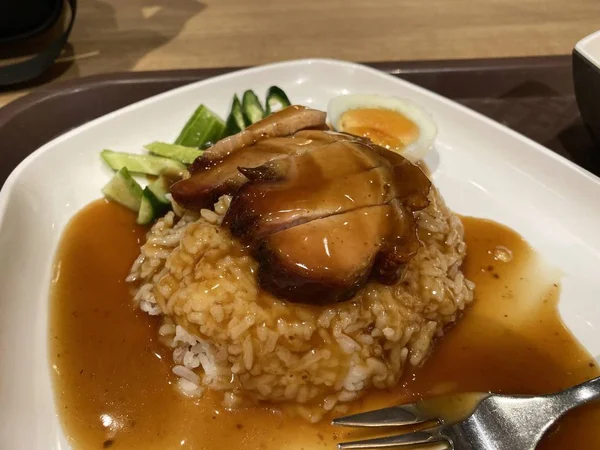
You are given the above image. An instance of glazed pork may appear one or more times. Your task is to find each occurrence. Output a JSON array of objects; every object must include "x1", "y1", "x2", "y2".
[
  {"x1": 198, "y1": 105, "x2": 327, "y2": 162},
  {"x1": 171, "y1": 106, "x2": 327, "y2": 209},
  {"x1": 226, "y1": 132, "x2": 429, "y2": 303},
  {"x1": 225, "y1": 132, "x2": 395, "y2": 241},
  {"x1": 169, "y1": 108, "x2": 431, "y2": 304},
  {"x1": 254, "y1": 200, "x2": 417, "y2": 304},
  {"x1": 225, "y1": 132, "x2": 430, "y2": 244}
]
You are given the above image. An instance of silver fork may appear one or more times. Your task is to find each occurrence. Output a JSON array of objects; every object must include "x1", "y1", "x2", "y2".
[{"x1": 332, "y1": 376, "x2": 600, "y2": 449}]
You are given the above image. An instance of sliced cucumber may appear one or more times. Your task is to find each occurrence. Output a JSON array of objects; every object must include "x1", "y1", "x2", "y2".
[
  {"x1": 265, "y1": 86, "x2": 291, "y2": 115},
  {"x1": 137, "y1": 187, "x2": 171, "y2": 225},
  {"x1": 101, "y1": 150, "x2": 186, "y2": 178},
  {"x1": 147, "y1": 175, "x2": 171, "y2": 204},
  {"x1": 242, "y1": 90, "x2": 266, "y2": 124},
  {"x1": 174, "y1": 105, "x2": 225, "y2": 148},
  {"x1": 145, "y1": 141, "x2": 203, "y2": 165},
  {"x1": 223, "y1": 94, "x2": 246, "y2": 137},
  {"x1": 101, "y1": 167, "x2": 143, "y2": 211}
]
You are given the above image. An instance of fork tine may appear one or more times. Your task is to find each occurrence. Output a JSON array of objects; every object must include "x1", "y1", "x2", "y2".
[
  {"x1": 332, "y1": 404, "x2": 440, "y2": 427},
  {"x1": 337, "y1": 429, "x2": 448, "y2": 449}
]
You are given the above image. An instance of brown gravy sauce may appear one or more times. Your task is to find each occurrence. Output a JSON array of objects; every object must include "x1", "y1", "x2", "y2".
[{"x1": 49, "y1": 200, "x2": 600, "y2": 450}]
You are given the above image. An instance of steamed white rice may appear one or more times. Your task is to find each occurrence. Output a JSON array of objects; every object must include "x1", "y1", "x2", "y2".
[{"x1": 127, "y1": 189, "x2": 474, "y2": 422}]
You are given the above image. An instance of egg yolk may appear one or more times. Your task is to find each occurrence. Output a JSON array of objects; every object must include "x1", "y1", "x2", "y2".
[{"x1": 339, "y1": 108, "x2": 420, "y2": 150}]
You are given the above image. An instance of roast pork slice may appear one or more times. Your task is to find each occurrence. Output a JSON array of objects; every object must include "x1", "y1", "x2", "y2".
[
  {"x1": 226, "y1": 134, "x2": 431, "y2": 244},
  {"x1": 225, "y1": 135, "x2": 397, "y2": 239},
  {"x1": 170, "y1": 135, "x2": 322, "y2": 210},
  {"x1": 197, "y1": 105, "x2": 327, "y2": 164},
  {"x1": 368, "y1": 145, "x2": 431, "y2": 209},
  {"x1": 371, "y1": 205, "x2": 420, "y2": 284},
  {"x1": 226, "y1": 166, "x2": 397, "y2": 242},
  {"x1": 237, "y1": 132, "x2": 392, "y2": 182},
  {"x1": 254, "y1": 202, "x2": 407, "y2": 304},
  {"x1": 170, "y1": 120, "x2": 433, "y2": 304}
]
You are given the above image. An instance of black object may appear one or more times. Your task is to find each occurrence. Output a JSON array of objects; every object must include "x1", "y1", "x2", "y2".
[
  {"x1": 0, "y1": 56, "x2": 595, "y2": 187},
  {"x1": 0, "y1": 0, "x2": 77, "y2": 87},
  {"x1": 573, "y1": 48, "x2": 600, "y2": 146}
]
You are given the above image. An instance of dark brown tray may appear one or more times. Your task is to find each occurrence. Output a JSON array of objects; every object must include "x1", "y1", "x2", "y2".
[{"x1": 0, "y1": 55, "x2": 596, "y2": 187}]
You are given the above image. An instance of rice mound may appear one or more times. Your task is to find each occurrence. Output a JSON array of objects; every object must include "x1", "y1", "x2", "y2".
[{"x1": 128, "y1": 189, "x2": 474, "y2": 422}]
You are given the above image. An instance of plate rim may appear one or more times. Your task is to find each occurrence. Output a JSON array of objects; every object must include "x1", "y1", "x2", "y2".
[
  {"x1": 2, "y1": 57, "x2": 600, "y2": 225},
  {"x1": 1, "y1": 56, "x2": 600, "y2": 449}
]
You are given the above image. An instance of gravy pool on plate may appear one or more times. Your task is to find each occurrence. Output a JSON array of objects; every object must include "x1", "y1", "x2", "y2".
[{"x1": 49, "y1": 199, "x2": 600, "y2": 450}]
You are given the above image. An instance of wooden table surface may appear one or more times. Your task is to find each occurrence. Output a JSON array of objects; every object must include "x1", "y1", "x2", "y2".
[{"x1": 1, "y1": 0, "x2": 599, "y2": 107}]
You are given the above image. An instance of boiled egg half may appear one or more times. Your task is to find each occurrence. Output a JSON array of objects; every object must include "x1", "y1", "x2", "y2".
[{"x1": 327, "y1": 94, "x2": 437, "y2": 162}]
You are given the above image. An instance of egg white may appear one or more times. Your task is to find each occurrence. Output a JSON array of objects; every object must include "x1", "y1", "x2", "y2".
[{"x1": 327, "y1": 94, "x2": 437, "y2": 163}]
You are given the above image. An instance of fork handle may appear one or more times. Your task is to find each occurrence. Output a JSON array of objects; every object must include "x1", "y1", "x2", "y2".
[{"x1": 556, "y1": 376, "x2": 600, "y2": 412}]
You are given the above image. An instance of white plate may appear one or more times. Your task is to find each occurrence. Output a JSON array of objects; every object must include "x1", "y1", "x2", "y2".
[{"x1": 1, "y1": 59, "x2": 600, "y2": 450}]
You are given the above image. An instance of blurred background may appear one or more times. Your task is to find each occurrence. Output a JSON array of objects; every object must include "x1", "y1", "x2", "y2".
[{"x1": 1, "y1": 0, "x2": 600, "y2": 106}]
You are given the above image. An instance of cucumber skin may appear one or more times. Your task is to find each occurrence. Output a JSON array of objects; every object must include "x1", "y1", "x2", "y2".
[
  {"x1": 137, "y1": 194, "x2": 154, "y2": 225},
  {"x1": 242, "y1": 90, "x2": 266, "y2": 124},
  {"x1": 137, "y1": 187, "x2": 170, "y2": 225},
  {"x1": 265, "y1": 86, "x2": 291, "y2": 115},
  {"x1": 223, "y1": 95, "x2": 246, "y2": 137},
  {"x1": 224, "y1": 114, "x2": 242, "y2": 137},
  {"x1": 101, "y1": 167, "x2": 143, "y2": 212},
  {"x1": 101, "y1": 149, "x2": 186, "y2": 177},
  {"x1": 145, "y1": 141, "x2": 203, "y2": 165},
  {"x1": 174, "y1": 105, "x2": 226, "y2": 149},
  {"x1": 148, "y1": 175, "x2": 171, "y2": 204}
]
